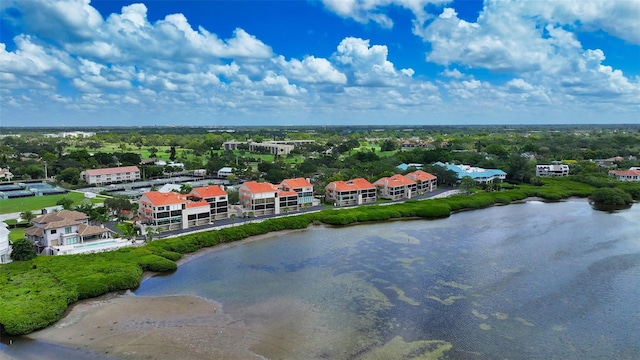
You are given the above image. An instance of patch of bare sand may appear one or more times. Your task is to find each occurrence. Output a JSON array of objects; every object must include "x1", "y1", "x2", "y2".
[
  {"x1": 231, "y1": 296, "x2": 383, "y2": 360},
  {"x1": 29, "y1": 295, "x2": 264, "y2": 360}
]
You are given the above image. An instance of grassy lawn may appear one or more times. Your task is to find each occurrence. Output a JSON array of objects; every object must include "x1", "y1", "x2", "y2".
[
  {"x1": 0, "y1": 192, "x2": 105, "y2": 214},
  {"x1": 9, "y1": 228, "x2": 25, "y2": 242}
]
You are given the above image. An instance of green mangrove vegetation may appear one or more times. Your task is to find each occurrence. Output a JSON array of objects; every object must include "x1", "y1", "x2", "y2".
[{"x1": 1, "y1": 177, "x2": 638, "y2": 336}]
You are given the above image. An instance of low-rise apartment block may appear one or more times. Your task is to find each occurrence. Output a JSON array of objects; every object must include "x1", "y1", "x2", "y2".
[
  {"x1": 81, "y1": 166, "x2": 141, "y2": 185},
  {"x1": 374, "y1": 174, "x2": 417, "y2": 200},
  {"x1": 325, "y1": 178, "x2": 377, "y2": 207},
  {"x1": 279, "y1": 177, "x2": 314, "y2": 210},
  {"x1": 189, "y1": 185, "x2": 229, "y2": 220},
  {"x1": 239, "y1": 181, "x2": 281, "y2": 216},
  {"x1": 405, "y1": 170, "x2": 438, "y2": 193},
  {"x1": 139, "y1": 191, "x2": 211, "y2": 231},
  {"x1": 536, "y1": 164, "x2": 570, "y2": 177}
]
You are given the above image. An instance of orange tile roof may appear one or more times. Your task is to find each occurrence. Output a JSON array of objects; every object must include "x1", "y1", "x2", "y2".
[
  {"x1": 191, "y1": 185, "x2": 226, "y2": 198},
  {"x1": 142, "y1": 191, "x2": 185, "y2": 206},
  {"x1": 83, "y1": 166, "x2": 140, "y2": 176},
  {"x1": 278, "y1": 190, "x2": 298, "y2": 197},
  {"x1": 186, "y1": 200, "x2": 209, "y2": 208},
  {"x1": 406, "y1": 170, "x2": 437, "y2": 181},
  {"x1": 327, "y1": 178, "x2": 375, "y2": 192},
  {"x1": 242, "y1": 181, "x2": 277, "y2": 193},
  {"x1": 281, "y1": 177, "x2": 312, "y2": 188},
  {"x1": 374, "y1": 174, "x2": 416, "y2": 187}
]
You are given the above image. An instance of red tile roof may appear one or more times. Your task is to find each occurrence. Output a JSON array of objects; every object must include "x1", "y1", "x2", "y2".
[
  {"x1": 242, "y1": 181, "x2": 277, "y2": 193},
  {"x1": 610, "y1": 169, "x2": 640, "y2": 176},
  {"x1": 83, "y1": 166, "x2": 140, "y2": 176},
  {"x1": 280, "y1": 177, "x2": 312, "y2": 189},
  {"x1": 327, "y1": 178, "x2": 375, "y2": 192},
  {"x1": 191, "y1": 185, "x2": 226, "y2": 198},
  {"x1": 142, "y1": 191, "x2": 185, "y2": 206},
  {"x1": 186, "y1": 201, "x2": 209, "y2": 208},
  {"x1": 406, "y1": 170, "x2": 437, "y2": 182},
  {"x1": 278, "y1": 190, "x2": 298, "y2": 197},
  {"x1": 374, "y1": 174, "x2": 416, "y2": 187}
]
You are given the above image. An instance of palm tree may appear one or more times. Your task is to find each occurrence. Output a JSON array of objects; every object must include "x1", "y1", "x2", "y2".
[
  {"x1": 20, "y1": 210, "x2": 36, "y2": 224},
  {"x1": 146, "y1": 227, "x2": 157, "y2": 242},
  {"x1": 230, "y1": 213, "x2": 237, "y2": 222},
  {"x1": 122, "y1": 225, "x2": 138, "y2": 241}
]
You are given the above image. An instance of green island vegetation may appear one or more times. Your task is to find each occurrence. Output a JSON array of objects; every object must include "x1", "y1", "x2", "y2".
[{"x1": 1, "y1": 125, "x2": 639, "y2": 335}]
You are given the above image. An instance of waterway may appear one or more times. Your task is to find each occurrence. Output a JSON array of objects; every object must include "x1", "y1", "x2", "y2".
[{"x1": 2, "y1": 199, "x2": 639, "y2": 359}]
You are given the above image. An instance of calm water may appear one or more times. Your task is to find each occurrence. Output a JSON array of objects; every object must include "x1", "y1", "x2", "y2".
[{"x1": 3, "y1": 200, "x2": 639, "y2": 359}]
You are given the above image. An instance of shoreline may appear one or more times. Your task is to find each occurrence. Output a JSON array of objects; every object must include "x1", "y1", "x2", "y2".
[
  {"x1": 27, "y1": 294, "x2": 265, "y2": 360},
  {"x1": 22, "y1": 228, "x2": 316, "y2": 360},
  {"x1": 6, "y1": 198, "x2": 597, "y2": 359}
]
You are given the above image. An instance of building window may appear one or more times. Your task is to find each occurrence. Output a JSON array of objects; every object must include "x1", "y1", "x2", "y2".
[
  {"x1": 66, "y1": 237, "x2": 79, "y2": 245},
  {"x1": 65, "y1": 227, "x2": 72, "y2": 234},
  {"x1": 51, "y1": 229, "x2": 57, "y2": 234}
]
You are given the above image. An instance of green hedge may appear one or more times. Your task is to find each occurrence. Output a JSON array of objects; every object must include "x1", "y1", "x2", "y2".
[{"x1": 0, "y1": 179, "x2": 608, "y2": 336}]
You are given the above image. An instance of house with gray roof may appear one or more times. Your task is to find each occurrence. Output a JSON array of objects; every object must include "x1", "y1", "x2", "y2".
[{"x1": 25, "y1": 210, "x2": 116, "y2": 255}]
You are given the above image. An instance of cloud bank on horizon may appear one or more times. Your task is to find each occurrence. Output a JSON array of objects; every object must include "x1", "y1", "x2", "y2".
[{"x1": 0, "y1": 0, "x2": 638, "y2": 126}]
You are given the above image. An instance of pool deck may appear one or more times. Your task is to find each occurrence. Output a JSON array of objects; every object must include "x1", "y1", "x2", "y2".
[{"x1": 51, "y1": 238, "x2": 134, "y2": 256}]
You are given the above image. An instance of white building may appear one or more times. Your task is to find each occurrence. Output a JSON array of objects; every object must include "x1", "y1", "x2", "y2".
[
  {"x1": 217, "y1": 167, "x2": 234, "y2": 178},
  {"x1": 24, "y1": 210, "x2": 117, "y2": 255},
  {"x1": 0, "y1": 167, "x2": 14, "y2": 181},
  {"x1": 608, "y1": 168, "x2": 640, "y2": 182},
  {"x1": 81, "y1": 166, "x2": 141, "y2": 185},
  {"x1": 536, "y1": 164, "x2": 570, "y2": 177},
  {"x1": 0, "y1": 222, "x2": 11, "y2": 264},
  {"x1": 433, "y1": 162, "x2": 507, "y2": 184},
  {"x1": 43, "y1": 131, "x2": 96, "y2": 138}
]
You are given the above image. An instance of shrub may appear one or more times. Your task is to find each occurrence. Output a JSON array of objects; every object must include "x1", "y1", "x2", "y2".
[
  {"x1": 589, "y1": 188, "x2": 633, "y2": 205},
  {"x1": 138, "y1": 255, "x2": 178, "y2": 272}
]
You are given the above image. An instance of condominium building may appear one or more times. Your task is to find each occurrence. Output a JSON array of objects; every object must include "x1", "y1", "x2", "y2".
[
  {"x1": 138, "y1": 191, "x2": 211, "y2": 231},
  {"x1": 536, "y1": 164, "x2": 570, "y2": 177},
  {"x1": 239, "y1": 181, "x2": 280, "y2": 216},
  {"x1": 279, "y1": 177, "x2": 314, "y2": 210},
  {"x1": 374, "y1": 174, "x2": 417, "y2": 200},
  {"x1": 81, "y1": 166, "x2": 141, "y2": 185},
  {"x1": 325, "y1": 178, "x2": 377, "y2": 207},
  {"x1": 189, "y1": 185, "x2": 229, "y2": 220},
  {"x1": 405, "y1": 170, "x2": 438, "y2": 193}
]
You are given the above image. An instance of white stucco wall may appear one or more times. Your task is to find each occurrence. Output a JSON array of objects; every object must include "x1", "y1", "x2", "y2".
[{"x1": 0, "y1": 222, "x2": 12, "y2": 263}]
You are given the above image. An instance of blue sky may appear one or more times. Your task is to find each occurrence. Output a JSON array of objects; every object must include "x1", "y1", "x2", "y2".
[{"x1": 1, "y1": 0, "x2": 639, "y2": 127}]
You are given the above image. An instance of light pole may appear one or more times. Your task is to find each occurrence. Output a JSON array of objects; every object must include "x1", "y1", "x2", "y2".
[{"x1": 43, "y1": 161, "x2": 48, "y2": 180}]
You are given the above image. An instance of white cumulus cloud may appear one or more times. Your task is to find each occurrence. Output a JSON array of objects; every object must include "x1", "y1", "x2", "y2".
[{"x1": 333, "y1": 37, "x2": 414, "y2": 86}]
